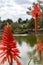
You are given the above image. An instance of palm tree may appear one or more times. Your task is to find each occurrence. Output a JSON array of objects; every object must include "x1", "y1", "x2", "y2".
[{"x1": 0, "y1": 23, "x2": 21, "y2": 65}]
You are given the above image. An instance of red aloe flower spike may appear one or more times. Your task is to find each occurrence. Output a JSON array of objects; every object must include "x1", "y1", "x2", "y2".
[
  {"x1": 0, "y1": 23, "x2": 21, "y2": 65},
  {"x1": 36, "y1": 41, "x2": 43, "y2": 51},
  {"x1": 32, "y1": 4, "x2": 41, "y2": 19},
  {"x1": 36, "y1": 41, "x2": 43, "y2": 61},
  {"x1": 32, "y1": 4, "x2": 41, "y2": 34}
]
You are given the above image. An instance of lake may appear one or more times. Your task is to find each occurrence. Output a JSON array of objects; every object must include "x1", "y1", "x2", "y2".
[{"x1": 0, "y1": 34, "x2": 43, "y2": 65}]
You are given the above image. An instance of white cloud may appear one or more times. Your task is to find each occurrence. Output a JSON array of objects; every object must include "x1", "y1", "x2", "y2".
[{"x1": 0, "y1": 0, "x2": 37, "y2": 21}]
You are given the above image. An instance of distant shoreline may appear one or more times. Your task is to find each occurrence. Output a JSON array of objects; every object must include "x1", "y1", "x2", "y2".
[
  {"x1": 14, "y1": 30, "x2": 43, "y2": 34},
  {"x1": 0, "y1": 29, "x2": 43, "y2": 35}
]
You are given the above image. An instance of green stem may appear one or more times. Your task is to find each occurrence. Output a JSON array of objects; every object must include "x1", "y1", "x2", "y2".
[
  {"x1": 28, "y1": 58, "x2": 32, "y2": 65},
  {"x1": 39, "y1": 51, "x2": 42, "y2": 62}
]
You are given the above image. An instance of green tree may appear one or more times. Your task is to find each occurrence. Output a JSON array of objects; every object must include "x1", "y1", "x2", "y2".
[
  {"x1": 6, "y1": 19, "x2": 13, "y2": 24},
  {"x1": 39, "y1": 18, "x2": 43, "y2": 28},
  {"x1": 28, "y1": 18, "x2": 34, "y2": 29},
  {"x1": 18, "y1": 18, "x2": 22, "y2": 23}
]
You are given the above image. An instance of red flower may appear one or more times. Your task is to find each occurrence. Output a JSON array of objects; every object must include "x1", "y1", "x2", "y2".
[
  {"x1": 36, "y1": 41, "x2": 43, "y2": 61},
  {"x1": 36, "y1": 41, "x2": 43, "y2": 52},
  {"x1": 0, "y1": 23, "x2": 21, "y2": 65},
  {"x1": 32, "y1": 4, "x2": 41, "y2": 19}
]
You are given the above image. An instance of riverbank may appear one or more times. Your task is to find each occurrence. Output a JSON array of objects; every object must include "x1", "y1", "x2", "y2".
[{"x1": 0, "y1": 29, "x2": 43, "y2": 35}]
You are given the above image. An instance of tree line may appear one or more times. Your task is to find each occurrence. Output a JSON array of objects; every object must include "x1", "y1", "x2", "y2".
[{"x1": 0, "y1": 17, "x2": 43, "y2": 34}]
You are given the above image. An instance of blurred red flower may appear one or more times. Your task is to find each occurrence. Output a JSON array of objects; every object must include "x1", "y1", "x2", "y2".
[
  {"x1": 36, "y1": 41, "x2": 43, "y2": 52},
  {"x1": 0, "y1": 23, "x2": 21, "y2": 65},
  {"x1": 32, "y1": 4, "x2": 41, "y2": 19},
  {"x1": 36, "y1": 41, "x2": 43, "y2": 61}
]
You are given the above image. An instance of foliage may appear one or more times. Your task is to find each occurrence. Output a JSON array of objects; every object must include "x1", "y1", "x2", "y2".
[
  {"x1": 28, "y1": 50, "x2": 42, "y2": 65},
  {"x1": 28, "y1": 18, "x2": 34, "y2": 29},
  {"x1": 18, "y1": 18, "x2": 22, "y2": 23},
  {"x1": 37, "y1": 0, "x2": 43, "y2": 16},
  {"x1": 39, "y1": 18, "x2": 43, "y2": 28},
  {"x1": 0, "y1": 17, "x2": 43, "y2": 34}
]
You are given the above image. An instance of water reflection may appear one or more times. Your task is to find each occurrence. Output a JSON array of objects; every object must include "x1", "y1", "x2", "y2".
[
  {"x1": 15, "y1": 34, "x2": 36, "y2": 46},
  {"x1": 1, "y1": 34, "x2": 43, "y2": 65},
  {"x1": 17, "y1": 41, "x2": 36, "y2": 65}
]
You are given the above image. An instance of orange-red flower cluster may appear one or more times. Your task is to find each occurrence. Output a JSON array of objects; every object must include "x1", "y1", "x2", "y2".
[
  {"x1": 0, "y1": 23, "x2": 21, "y2": 65},
  {"x1": 32, "y1": 4, "x2": 41, "y2": 19},
  {"x1": 36, "y1": 41, "x2": 43, "y2": 52}
]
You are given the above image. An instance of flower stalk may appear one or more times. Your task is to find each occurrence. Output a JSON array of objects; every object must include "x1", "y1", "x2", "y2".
[{"x1": 32, "y1": 4, "x2": 42, "y2": 62}]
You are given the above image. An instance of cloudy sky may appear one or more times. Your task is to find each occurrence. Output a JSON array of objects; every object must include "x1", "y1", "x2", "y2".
[{"x1": 0, "y1": 0, "x2": 37, "y2": 21}]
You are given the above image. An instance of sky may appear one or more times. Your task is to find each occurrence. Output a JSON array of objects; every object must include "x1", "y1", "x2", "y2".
[{"x1": 0, "y1": 0, "x2": 37, "y2": 21}]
